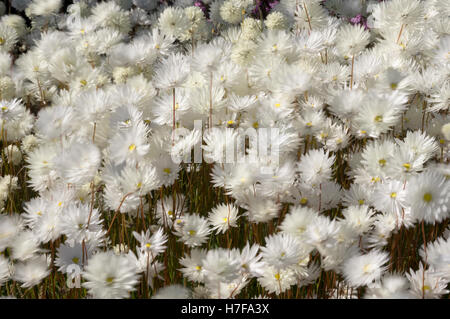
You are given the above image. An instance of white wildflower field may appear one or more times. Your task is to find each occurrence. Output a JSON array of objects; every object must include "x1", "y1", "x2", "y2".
[{"x1": 0, "y1": 0, "x2": 448, "y2": 300}]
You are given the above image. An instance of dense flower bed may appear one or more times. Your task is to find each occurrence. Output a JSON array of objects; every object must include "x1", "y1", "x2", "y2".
[{"x1": 0, "y1": 0, "x2": 448, "y2": 299}]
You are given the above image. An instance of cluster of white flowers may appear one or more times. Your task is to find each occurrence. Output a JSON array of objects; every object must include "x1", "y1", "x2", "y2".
[{"x1": 0, "y1": 0, "x2": 448, "y2": 299}]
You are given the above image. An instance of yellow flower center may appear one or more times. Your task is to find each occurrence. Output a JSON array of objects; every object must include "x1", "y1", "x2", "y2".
[
  {"x1": 423, "y1": 193, "x2": 432, "y2": 203},
  {"x1": 37, "y1": 211, "x2": 42, "y2": 216},
  {"x1": 374, "y1": 115, "x2": 383, "y2": 123},
  {"x1": 195, "y1": 266, "x2": 202, "y2": 271},
  {"x1": 390, "y1": 192, "x2": 397, "y2": 198},
  {"x1": 439, "y1": 139, "x2": 445, "y2": 144},
  {"x1": 145, "y1": 243, "x2": 151, "y2": 248},
  {"x1": 128, "y1": 144, "x2": 136, "y2": 151},
  {"x1": 274, "y1": 103, "x2": 281, "y2": 108},
  {"x1": 227, "y1": 120, "x2": 235, "y2": 125},
  {"x1": 363, "y1": 264, "x2": 371, "y2": 274},
  {"x1": 188, "y1": 230, "x2": 196, "y2": 236},
  {"x1": 274, "y1": 273, "x2": 281, "y2": 280},
  {"x1": 223, "y1": 217, "x2": 228, "y2": 222},
  {"x1": 72, "y1": 257, "x2": 79, "y2": 264},
  {"x1": 241, "y1": 9, "x2": 246, "y2": 15},
  {"x1": 306, "y1": 122, "x2": 312, "y2": 127},
  {"x1": 80, "y1": 79, "x2": 87, "y2": 86},
  {"x1": 358, "y1": 199, "x2": 365, "y2": 205},
  {"x1": 167, "y1": 210, "x2": 173, "y2": 216},
  {"x1": 253, "y1": 122, "x2": 259, "y2": 129},
  {"x1": 402, "y1": 163, "x2": 411, "y2": 171},
  {"x1": 163, "y1": 168, "x2": 171, "y2": 174},
  {"x1": 379, "y1": 159, "x2": 386, "y2": 166},
  {"x1": 136, "y1": 182, "x2": 142, "y2": 189},
  {"x1": 106, "y1": 277, "x2": 114, "y2": 283},
  {"x1": 300, "y1": 198, "x2": 308, "y2": 205},
  {"x1": 1, "y1": 106, "x2": 7, "y2": 111},
  {"x1": 58, "y1": 201, "x2": 63, "y2": 207},
  {"x1": 155, "y1": 44, "x2": 160, "y2": 49},
  {"x1": 175, "y1": 103, "x2": 179, "y2": 110},
  {"x1": 390, "y1": 83, "x2": 398, "y2": 90}
]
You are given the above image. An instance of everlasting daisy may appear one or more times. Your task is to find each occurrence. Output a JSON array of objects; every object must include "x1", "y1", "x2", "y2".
[
  {"x1": 108, "y1": 122, "x2": 150, "y2": 166},
  {"x1": 55, "y1": 142, "x2": 101, "y2": 186},
  {"x1": 260, "y1": 233, "x2": 305, "y2": 270},
  {"x1": 279, "y1": 206, "x2": 316, "y2": 242},
  {"x1": 173, "y1": 214, "x2": 212, "y2": 247},
  {"x1": 13, "y1": 255, "x2": 51, "y2": 288},
  {"x1": 406, "y1": 263, "x2": 449, "y2": 299},
  {"x1": 257, "y1": 265, "x2": 296, "y2": 295},
  {"x1": 0, "y1": 214, "x2": 23, "y2": 251},
  {"x1": 406, "y1": 170, "x2": 450, "y2": 224},
  {"x1": 297, "y1": 148, "x2": 335, "y2": 187},
  {"x1": 10, "y1": 231, "x2": 40, "y2": 261},
  {"x1": 202, "y1": 248, "x2": 241, "y2": 283},
  {"x1": 82, "y1": 251, "x2": 139, "y2": 299},
  {"x1": 152, "y1": 284, "x2": 192, "y2": 299},
  {"x1": 364, "y1": 273, "x2": 412, "y2": 299},
  {"x1": 341, "y1": 250, "x2": 390, "y2": 287},
  {"x1": 132, "y1": 228, "x2": 168, "y2": 256},
  {"x1": 60, "y1": 203, "x2": 106, "y2": 245},
  {"x1": 0, "y1": 255, "x2": 10, "y2": 286},
  {"x1": 179, "y1": 248, "x2": 208, "y2": 283},
  {"x1": 208, "y1": 203, "x2": 240, "y2": 234},
  {"x1": 340, "y1": 205, "x2": 376, "y2": 236},
  {"x1": 55, "y1": 242, "x2": 89, "y2": 274}
]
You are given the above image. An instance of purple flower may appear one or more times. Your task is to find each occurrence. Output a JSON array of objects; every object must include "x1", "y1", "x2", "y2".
[
  {"x1": 350, "y1": 14, "x2": 369, "y2": 30},
  {"x1": 194, "y1": 1, "x2": 209, "y2": 18}
]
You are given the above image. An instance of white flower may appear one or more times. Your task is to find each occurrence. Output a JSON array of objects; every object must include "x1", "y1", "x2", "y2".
[
  {"x1": 297, "y1": 149, "x2": 335, "y2": 186},
  {"x1": 132, "y1": 228, "x2": 168, "y2": 256},
  {"x1": 406, "y1": 170, "x2": 450, "y2": 224},
  {"x1": 179, "y1": 248, "x2": 208, "y2": 283},
  {"x1": 406, "y1": 263, "x2": 449, "y2": 299},
  {"x1": 364, "y1": 273, "x2": 413, "y2": 299},
  {"x1": 202, "y1": 248, "x2": 241, "y2": 283},
  {"x1": 336, "y1": 24, "x2": 370, "y2": 58},
  {"x1": 152, "y1": 284, "x2": 192, "y2": 299},
  {"x1": 0, "y1": 255, "x2": 10, "y2": 286},
  {"x1": 173, "y1": 214, "x2": 212, "y2": 247},
  {"x1": 55, "y1": 142, "x2": 101, "y2": 186},
  {"x1": 82, "y1": 251, "x2": 139, "y2": 299},
  {"x1": 208, "y1": 203, "x2": 239, "y2": 234},
  {"x1": 257, "y1": 265, "x2": 296, "y2": 295},
  {"x1": 13, "y1": 255, "x2": 51, "y2": 288},
  {"x1": 0, "y1": 214, "x2": 23, "y2": 251},
  {"x1": 108, "y1": 122, "x2": 150, "y2": 166},
  {"x1": 341, "y1": 250, "x2": 390, "y2": 287},
  {"x1": 260, "y1": 233, "x2": 304, "y2": 270}
]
